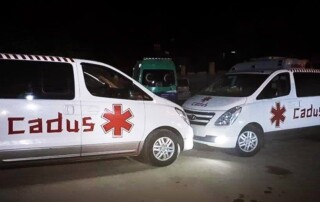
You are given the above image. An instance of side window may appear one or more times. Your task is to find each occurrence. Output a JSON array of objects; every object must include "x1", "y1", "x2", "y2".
[
  {"x1": 82, "y1": 63, "x2": 152, "y2": 101},
  {"x1": 294, "y1": 73, "x2": 320, "y2": 97},
  {"x1": 0, "y1": 60, "x2": 74, "y2": 100},
  {"x1": 41, "y1": 66, "x2": 74, "y2": 96},
  {"x1": 257, "y1": 73, "x2": 290, "y2": 100}
]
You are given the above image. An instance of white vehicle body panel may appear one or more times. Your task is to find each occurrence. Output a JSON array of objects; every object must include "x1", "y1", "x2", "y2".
[
  {"x1": 0, "y1": 99, "x2": 82, "y2": 158},
  {"x1": 0, "y1": 53, "x2": 193, "y2": 163}
]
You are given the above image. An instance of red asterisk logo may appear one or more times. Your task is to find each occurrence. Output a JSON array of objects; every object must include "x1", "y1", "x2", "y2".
[
  {"x1": 101, "y1": 104, "x2": 134, "y2": 137},
  {"x1": 270, "y1": 102, "x2": 286, "y2": 127},
  {"x1": 201, "y1": 96, "x2": 212, "y2": 102}
]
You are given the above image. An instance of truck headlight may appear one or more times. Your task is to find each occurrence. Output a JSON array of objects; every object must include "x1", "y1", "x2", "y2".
[
  {"x1": 215, "y1": 106, "x2": 242, "y2": 126},
  {"x1": 175, "y1": 108, "x2": 190, "y2": 125}
]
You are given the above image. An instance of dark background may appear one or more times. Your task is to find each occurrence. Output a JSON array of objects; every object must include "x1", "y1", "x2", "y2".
[{"x1": 1, "y1": 1, "x2": 319, "y2": 74}]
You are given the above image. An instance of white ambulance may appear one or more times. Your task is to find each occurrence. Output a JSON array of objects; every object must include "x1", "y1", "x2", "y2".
[
  {"x1": 0, "y1": 53, "x2": 193, "y2": 167},
  {"x1": 183, "y1": 57, "x2": 319, "y2": 156}
]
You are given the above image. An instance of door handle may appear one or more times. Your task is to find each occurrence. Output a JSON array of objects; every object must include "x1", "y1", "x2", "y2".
[{"x1": 65, "y1": 105, "x2": 74, "y2": 115}]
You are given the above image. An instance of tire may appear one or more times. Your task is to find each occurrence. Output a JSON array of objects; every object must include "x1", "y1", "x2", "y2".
[
  {"x1": 143, "y1": 129, "x2": 179, "y2": 167},
  {"x1": 235, "y1": 125, "x2": 263, "y2": 157}
]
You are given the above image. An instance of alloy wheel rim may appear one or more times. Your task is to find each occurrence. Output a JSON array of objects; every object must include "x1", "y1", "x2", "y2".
[
  {"x1": 238, "y1": 131, "x2": 258, "y2": 152},
  {"x1": 153, "y1": 137, "x2": 175, "y2": 161}
]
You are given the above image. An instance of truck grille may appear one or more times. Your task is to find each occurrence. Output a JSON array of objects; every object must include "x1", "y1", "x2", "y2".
[{"x1": 184, "y1": 109, "x2": 215, "y2": 126}]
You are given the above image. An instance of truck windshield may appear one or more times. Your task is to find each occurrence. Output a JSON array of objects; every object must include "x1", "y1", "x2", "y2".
[
  {"x1": 201, "y1": 73, "x2": 269, "y2": 97},
  {"x1": 142, "y1": 70, "x2": 175, "y2": 87}
]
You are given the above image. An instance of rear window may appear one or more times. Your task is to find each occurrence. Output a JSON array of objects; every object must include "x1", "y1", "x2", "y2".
[{"x1": 0, "y1": 60, "x2": 74, "y2": 100}]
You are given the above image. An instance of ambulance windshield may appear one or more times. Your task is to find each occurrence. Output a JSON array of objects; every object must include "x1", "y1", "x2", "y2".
[{"x1": 201, "y1": 73, "x2": 269, "y2": 97}]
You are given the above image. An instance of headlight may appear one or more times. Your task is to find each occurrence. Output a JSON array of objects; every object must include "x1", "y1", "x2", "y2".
[
  {"x1": 215, "y1": 106, "x2": 242, "y2": 126},
  {"x1": 175, "y1": 108, "x2": 190, "y2": 125}
]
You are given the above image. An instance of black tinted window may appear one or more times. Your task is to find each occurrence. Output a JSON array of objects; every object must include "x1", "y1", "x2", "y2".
[
  {"x1": 202, "y1": 74, "x2": 269, "y2": 97},
  {"x1": 82, "y1": 63, "x2": 152, "y2": 101},
  {"x1": 0, "y1": 60, "x2": 74, "y2": 100},
  {"x1": 142, "y1": 70, "x2": 176, "y2": 87},
  {"x1": 294, "y1": 73, "x2": 320, "y2": 97},
  {"x1": 257, "y1": 73, "x2": 290, "y2": 100}
]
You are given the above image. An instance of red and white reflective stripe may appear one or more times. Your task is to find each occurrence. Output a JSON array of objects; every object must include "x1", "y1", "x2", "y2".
[
  {"x1": 0, "y1": 53, "x2": 74, "y2": 63},
  {"x1": 289, "y1": 68, "x2": 320, "y2": 73}
]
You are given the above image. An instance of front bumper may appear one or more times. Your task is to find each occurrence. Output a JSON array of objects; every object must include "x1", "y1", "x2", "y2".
[
  {"x1": 191, "y1": 124, "x2": 241, "y2": 148},
  {"x1": 183, "y1": 126, "x2": 194, "y2": 151}
]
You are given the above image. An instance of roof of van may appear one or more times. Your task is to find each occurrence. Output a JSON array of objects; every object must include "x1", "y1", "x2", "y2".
[
  {"x1": 143, "y1": 58, "x2": 172, "y2": 60},
  {"x1": 229, "y1": 57, "x2": 311, "y2": 73},
  {"x1": 289, "y1": 68, "x2": 320, "y2": 73},
  {"x1": 227, "y1": 70, "x2": 273, "y2": 74},
  {"x1": 0, "y1": 53, "x2": 74, "y2": 63},
  {"x1": 228, "y1": 67, "x2": 320, "y2": 74},
  {"x1": 249, "y1": 56, "x2": 287, "y2": 61},
  {"x1": 139, "y1": 58, "x2": 176, "y2": 70}
]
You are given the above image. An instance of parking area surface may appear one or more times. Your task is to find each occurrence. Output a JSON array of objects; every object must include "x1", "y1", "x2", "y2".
[{"x1": 1, "y1": 132, "x2": 320, "y2": 202}]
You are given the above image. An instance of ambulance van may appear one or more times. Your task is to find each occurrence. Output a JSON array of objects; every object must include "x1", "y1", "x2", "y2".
[
  {"x1": 132, "y1": 58, "x2": 178, "y2": 102},
  {"x1": 183, "y1": 57, "x2": 319, "y2": 156},
  {"x1": 0, "y1": 53, "x2": 193, "y2": 167}
]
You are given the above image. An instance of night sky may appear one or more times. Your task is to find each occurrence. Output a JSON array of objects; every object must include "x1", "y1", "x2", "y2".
[{"x1": 1, "y1": 1, "x2": 319, "y2": 74}]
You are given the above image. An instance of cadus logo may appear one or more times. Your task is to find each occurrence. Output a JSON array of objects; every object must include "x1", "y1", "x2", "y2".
[
  {"x1": 293, "y1": 104, "x2": 320, "y2": 119},
  {"x1": 6, "y1": 104, "x2": 134, "y2": 138},
  {"x1": 201, "y1": 97, "x2": 212, "y2": 102},
  {"x1": 191, "y1": 96, "x2": 212, "y2": 107},
  {"x1": 7, "y1": 113, "x2": 95, "y2": 135},
  {"x1": 101, "y1": 104, "x2": 134, "y2": 138}
]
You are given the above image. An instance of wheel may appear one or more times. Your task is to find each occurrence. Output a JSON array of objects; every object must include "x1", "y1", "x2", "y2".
[
  {"x1": 235, "y1": 125, "x2": 263, "y2": 157},
  {"x1": 143, "y1": 129, "x2": 179, "y2": 167}
]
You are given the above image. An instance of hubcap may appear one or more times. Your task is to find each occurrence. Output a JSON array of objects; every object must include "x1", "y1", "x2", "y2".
[
  {"x1": 153, "y1": 137, "x2": 175, "y2": 161},
  {"x1": 238, "y1": 131, "x2": 258, "y2": 152}
]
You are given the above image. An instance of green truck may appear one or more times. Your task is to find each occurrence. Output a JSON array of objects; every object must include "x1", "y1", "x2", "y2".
[{"x1": 133, "y1": 58, "x2": 177, "y2": 102}]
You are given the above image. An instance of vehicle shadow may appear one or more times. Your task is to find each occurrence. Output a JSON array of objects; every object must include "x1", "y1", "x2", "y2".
[
  {"x1": 0, "y1": 155, "x2": 156, "y2": 189},
  {"x1": 264, "y1": 127, "x2": 320, "y2": 143},
  {"x1": 184, "y1": 143, "x2": 238, "y2": 159}
]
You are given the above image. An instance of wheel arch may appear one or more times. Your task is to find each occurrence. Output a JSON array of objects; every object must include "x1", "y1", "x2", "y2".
[
  {"x1": 243, "y1": 122, "x2": 264, "y2": 134},
  {"x1": 235, "y1": 122, "x2": 265, "y2": 157},
  {"x1": 138, "y1": 126, "x2": 184, "y2": 154}
]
